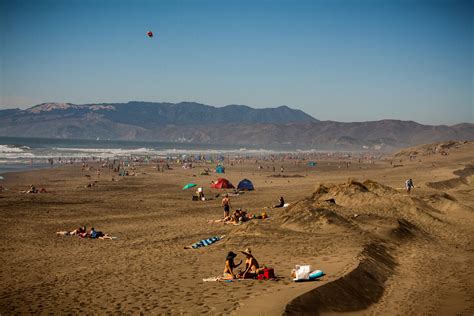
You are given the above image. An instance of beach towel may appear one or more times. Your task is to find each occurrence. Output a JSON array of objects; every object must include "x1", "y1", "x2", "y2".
[
  {"x1": 203, "y1": 276, "x2": 222, "y2": 282},
  {"x1": 190, "y1": 236, "x2": 223, "y2": 249},
  {"x1": 202, "y1": 276, "x2": 257, "y2": 282}
]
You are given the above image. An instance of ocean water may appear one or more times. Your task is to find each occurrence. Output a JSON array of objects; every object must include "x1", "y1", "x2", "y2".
[{"x1": 0, "y1": 136, "x2": 277, "y2": 175}]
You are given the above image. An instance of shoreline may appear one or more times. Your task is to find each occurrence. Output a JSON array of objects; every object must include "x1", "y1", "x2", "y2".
[{"x1": 0, "y1": 163, "x2": 53, "y2": 176}]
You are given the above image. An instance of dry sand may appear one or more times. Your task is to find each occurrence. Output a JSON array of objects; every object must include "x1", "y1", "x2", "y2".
[{"x1": 0, "y1": 142, "x2": 473, "y2": 315}]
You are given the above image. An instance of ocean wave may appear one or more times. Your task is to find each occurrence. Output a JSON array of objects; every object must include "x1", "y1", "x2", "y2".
[
  {"x1": 0, "y1": 159, "x2": 37, "y2": 164},
  {"x1": 52, "y1": 147, "x2": 156, "y2": 155},
  {"x1": 51, "y1": 147, "x2": 280, "y2": 156},
  {"x1": 0, "y1": 144, "x2": 30, "y2": 153},
  {"x1": 0, "y1": 145, "x2": 283, "y2": 161}
]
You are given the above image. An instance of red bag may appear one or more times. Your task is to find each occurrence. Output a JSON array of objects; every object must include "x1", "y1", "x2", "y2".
[{"x1": 263, "y1": 268, "x2": 275, "y2": 279}]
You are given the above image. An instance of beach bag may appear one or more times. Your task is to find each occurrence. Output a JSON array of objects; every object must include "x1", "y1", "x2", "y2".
[
  {"x1": 257, "y1": 268, "x2": 275, "y2": 280},
  {"x1": 263, "y1": 268, "x2": 274, "y2": 279},
  {"x1": 294, "y1": 265, "x2": 311, "y2": 280}
]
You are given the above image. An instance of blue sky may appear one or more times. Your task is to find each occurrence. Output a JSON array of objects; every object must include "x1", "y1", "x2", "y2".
[{"x1": 0, "y1": 0, "x2": 472, "y2": 124}]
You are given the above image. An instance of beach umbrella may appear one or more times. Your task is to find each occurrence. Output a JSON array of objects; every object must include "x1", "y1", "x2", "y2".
[{"x1": 183, "y1": 183, "x2": 197, "y2": 190}]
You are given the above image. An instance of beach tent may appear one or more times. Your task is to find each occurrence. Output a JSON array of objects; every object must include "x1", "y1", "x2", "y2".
[
  {"x1": 211, "y1": 178, "x2": 234, "y2": 189},
  {"x1": 183, "y1": 183, "x2": 197, "y2": 190},
  {"x1": 307, "y1": 162, "x2": 317, "y2": 166},
  {"x1": 237, "y1": 179, "x2": 254, "y2": 191},
  {"x1": 216, "y1": 165, "x2": 225, "y2": 173}
]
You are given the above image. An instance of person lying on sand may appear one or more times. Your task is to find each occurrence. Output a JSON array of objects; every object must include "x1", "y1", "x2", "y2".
[
  {"x1": 56, "y1": 225, "x2": 87, "y2": 237},
  {"x1": 227, "y1": 209, "x2": 249, "y2": 225},
  {"x1": 26, "y1": 184, "x2": 38, "y2": 194},
  {"x1": 238, "y1": 248, "x2": 264, "y2": 279},
  {"x1": 89, "y1": 227, "x2": 116, "y2": 240},
  {"x1": 222, "y1": 251, "x2": 242, "y2": 280}
]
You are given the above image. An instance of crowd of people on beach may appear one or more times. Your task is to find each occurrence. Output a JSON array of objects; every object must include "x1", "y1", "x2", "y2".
[{"x1": 1, "y1": 151, "x2": 423, "y2": 287}]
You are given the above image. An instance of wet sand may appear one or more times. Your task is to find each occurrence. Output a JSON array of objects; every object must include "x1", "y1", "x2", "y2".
[{"x1": 1, "y1": 142, "x2": 473, "y2": 315}]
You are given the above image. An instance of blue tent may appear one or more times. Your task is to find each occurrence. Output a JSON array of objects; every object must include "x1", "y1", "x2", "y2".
[
  {"x1": 216, "y1": 165, "x2": 225, "y2": 173},
  {"x1": 237, "y1": 179, "x2": 254, "y2": 191}
]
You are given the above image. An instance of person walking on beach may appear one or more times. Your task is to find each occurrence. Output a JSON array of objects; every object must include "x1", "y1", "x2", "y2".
[
  {"x1": 405, "y1": 178, "x2": 414, "y2": 194},
  {"x1": 222, "y1": 194, "x2": 231, "y2": 218}
]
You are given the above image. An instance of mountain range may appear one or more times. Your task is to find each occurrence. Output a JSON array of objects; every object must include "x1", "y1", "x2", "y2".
[{"x1": 0, "y1": 101, "x2": 472, "y2": 150}]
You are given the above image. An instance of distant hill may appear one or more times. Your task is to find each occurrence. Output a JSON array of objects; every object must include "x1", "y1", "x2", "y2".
[
  {"x1": 0, "y1": 101, "x2": 473, "y2": 150},
  {"x1": 3, "y1": 101, "x2": 317, "y2": 127}
]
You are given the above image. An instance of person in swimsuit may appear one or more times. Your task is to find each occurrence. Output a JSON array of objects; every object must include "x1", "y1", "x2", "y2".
[
  {"x1": 56, "y1": 225, "x2": 87, "y2": 237},
  {"x1": 239, "y1": 248, "x2": 263, "y2": 279},
  {"x1": 223, "y1": 251, "x2": 242, "y2": 280},
  {"x1": 221, "y1": 194, "x2": 231, "y2": 218}
]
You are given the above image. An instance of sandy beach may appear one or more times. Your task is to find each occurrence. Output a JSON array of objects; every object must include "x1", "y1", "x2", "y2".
[{"x1": 1, "y1": 142, "x2": 473, "y2": 315}]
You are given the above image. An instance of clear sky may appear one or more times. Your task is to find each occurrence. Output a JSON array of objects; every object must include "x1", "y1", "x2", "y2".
[{"x1": 0, "y1": 0, "x2": 472, "y2": 125}]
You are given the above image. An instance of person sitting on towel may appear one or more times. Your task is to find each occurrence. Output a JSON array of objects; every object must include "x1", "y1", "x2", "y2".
[
  {"x1": 239, "y1": 248, "x2": 263, "y2": 279},
  {"x1": 223, "y1": 251, "x2": 242, "y2": 280},
  {"x1": 273, "y1": 196, "x2": 285, "y2": 208}
]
